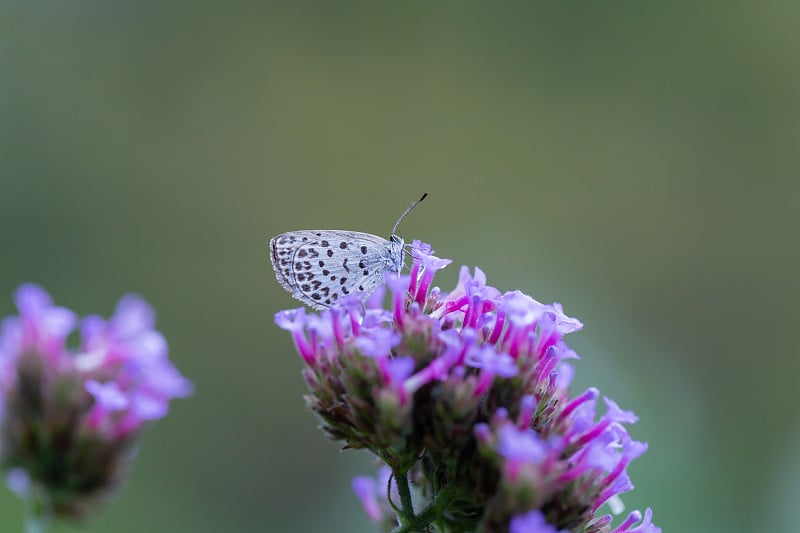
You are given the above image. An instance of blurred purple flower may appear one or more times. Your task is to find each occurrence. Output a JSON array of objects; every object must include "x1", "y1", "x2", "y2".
[
  {"x1": 510, "y1": 509, "x2": 567, "y2": 533},
  {"x1": 352, "y1": 466, "x2": 398, "y2": 529},
  {"x1": 0, "y1": 284, "x2": 192, "y2": 520},
  {"x1": 610, "y1": 508, "x2": 661, "y2": 533}
]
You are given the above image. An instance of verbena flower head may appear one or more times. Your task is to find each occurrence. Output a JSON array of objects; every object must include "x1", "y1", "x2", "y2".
[
  {"x1": 0, "y1": 284, "x2": 192, "y2": 519},
  {"x1": 275, "y1": 241, "x2": 659, "y2": 533}
]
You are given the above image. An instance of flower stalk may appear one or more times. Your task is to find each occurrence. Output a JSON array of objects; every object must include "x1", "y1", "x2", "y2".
[{"x1": 23, "y1": 484, "x2": 50, "y2": 533}]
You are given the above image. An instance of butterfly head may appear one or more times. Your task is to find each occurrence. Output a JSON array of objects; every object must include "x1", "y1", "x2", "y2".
[
  {"x1": 388, "y1": 193, "x2": 427, "y2": 273},
  {"x1": 388, "y1": 234, "x2": 405, "y2": 273}
]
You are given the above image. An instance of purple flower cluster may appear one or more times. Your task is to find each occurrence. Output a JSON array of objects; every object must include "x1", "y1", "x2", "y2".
[
  {"x1": 275, "y1": 241, "x2": 658, "y2": 532},
  {"x1": 0, "y1": 284, "x2": 192, "y2": 518}
]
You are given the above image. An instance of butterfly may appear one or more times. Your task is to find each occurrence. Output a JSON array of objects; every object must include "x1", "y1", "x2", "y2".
[{"x1": 269, "y1": 193, "x2": 427, "y2": 310}]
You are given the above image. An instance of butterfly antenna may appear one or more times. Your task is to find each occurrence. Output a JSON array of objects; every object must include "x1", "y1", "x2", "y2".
[{"x1": 392, "y1": 192, "x2": 428, "y2": 237}]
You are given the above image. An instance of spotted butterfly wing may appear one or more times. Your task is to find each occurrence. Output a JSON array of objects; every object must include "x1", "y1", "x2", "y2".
[{"x1": 270, "y1": 230, "x2": 403, "y2": 310}]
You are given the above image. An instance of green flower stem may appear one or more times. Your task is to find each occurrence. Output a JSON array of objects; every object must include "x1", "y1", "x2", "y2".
[
  {"x1": 394, "y1": 468, "x2": 416, "y2": 524},
  {"x1": 23, "y1": 486, "x2": 50, "y2": 533},
  {"x1": 391, "y1": 482, "x2": 456, "y2": 533}
]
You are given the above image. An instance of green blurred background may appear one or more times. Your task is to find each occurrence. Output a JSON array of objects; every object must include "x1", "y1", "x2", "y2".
[{"x1": 1, "y1": 2, "x2": 798, "y2": 532}]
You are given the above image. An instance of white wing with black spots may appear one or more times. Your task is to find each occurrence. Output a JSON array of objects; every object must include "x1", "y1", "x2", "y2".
[{"x1": 269, "y1": 230, "x2": 404, "y2": 310}]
